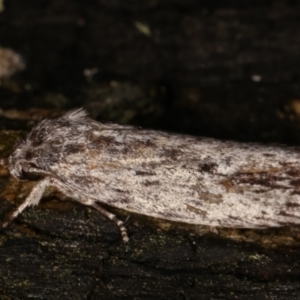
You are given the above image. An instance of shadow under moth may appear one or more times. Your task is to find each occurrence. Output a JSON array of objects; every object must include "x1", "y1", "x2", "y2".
[{"x1": 1, "y1": 109, "x2": 300, "y2": 242}]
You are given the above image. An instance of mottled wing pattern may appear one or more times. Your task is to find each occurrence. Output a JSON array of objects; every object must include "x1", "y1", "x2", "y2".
[{"x1": 52, "y1": 121, "x2": 300, "y2": 228}]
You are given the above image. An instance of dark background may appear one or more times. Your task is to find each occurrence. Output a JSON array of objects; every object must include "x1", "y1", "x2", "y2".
[
  {"x1": 1, "y1": 0, "x2": 300, "y2": 142},
  {"x1": 0, "y1": 1, "x2": 300, "y2": 299}
]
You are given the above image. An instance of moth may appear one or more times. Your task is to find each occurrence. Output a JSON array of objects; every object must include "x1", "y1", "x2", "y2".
[{"x1": 1, "y1": 109, "x2": 300, "y2": 242}]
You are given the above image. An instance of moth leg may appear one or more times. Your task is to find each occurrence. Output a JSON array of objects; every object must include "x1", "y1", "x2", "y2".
[
  {"x1": 91, "y1": 203, "x2": 129, "y2": 243},
  {"x1": 42, "y1": 178, "x2": 129, "y2": 242},
  {"x1": 2, "y1": 177, "x2": 50, "y2": 227}
]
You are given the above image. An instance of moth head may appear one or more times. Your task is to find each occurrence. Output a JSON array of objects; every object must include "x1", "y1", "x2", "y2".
[
  {"x1": 7, "y1": 140, "x2": 43, "y2": 181},
  {"x1": 5, "y1": 108, "x2": 89, "y2": 181}
]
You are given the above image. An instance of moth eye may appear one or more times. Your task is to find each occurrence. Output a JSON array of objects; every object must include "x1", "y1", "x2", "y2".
[
  {"x1": 20, "y1": 163, "x2": 42, "y2": 181},
  {"x1": 29, "y1": 162, "x2": 38, "y2": 168},
  {"x1": 20, "y1": 169, "x2": 43, "y2": 181}
]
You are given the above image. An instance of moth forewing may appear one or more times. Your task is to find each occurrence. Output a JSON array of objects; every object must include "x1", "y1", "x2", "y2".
[{"x1": 2, "y1": 108, "x2": 300, "y2": 242}]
